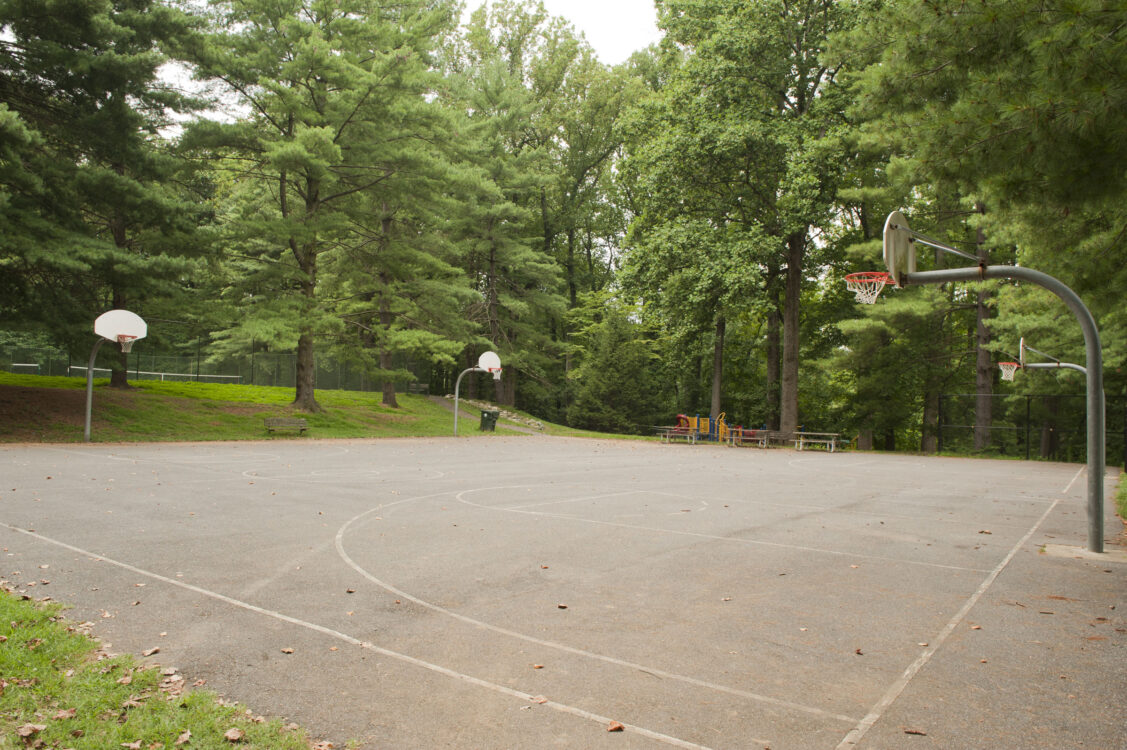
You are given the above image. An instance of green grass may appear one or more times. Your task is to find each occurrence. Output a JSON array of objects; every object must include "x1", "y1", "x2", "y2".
[
  {"x1": 0, "y1": 372, "x2": 636, "y2": 444},
  {"x1": 1117, "y1": 470, "x2": 1127, "y2": 524},
  {"x1": 0, "y1": 591, "x2": 313, "y2": 750}
]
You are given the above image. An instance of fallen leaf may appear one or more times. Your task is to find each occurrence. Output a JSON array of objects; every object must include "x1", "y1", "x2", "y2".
[
  {"x1": 557, "y1": 604, "x2": 568, "y2": 609},
  {"x1": 223, "y1": 728, "x2": 245, "y2": 742},
  {"x1": 532, "y1": 664, "x2": 543, "y2": 669},
  {"x1": 121, "y1": 742, "x2": 142, "y2": 750},
  {"x1": 117, "y1": 674, "x2": 133, "y2": 686},
  {"x1": 607, "y1": 721, "x2": 625, "y2": 732},
  {"x1": 904, "y1": 728, "x2": 928, "y2": 736},
  {"x1": 281, "y1": 648, "x2": 294, "y2": 654},
  {"x1": 531, "y1": 695, "x2": 548, "y2": 704},
  {"x1": 978, "y1": 530, "x2": 992, "y2": 535},
  {"x1": 54, "y1": 708, "x2": 77, "y2": 720},
  {"x1": 346, "y1": 588, "x2": 355, "y2": 594},
  {"x1": 855, "y1": 648, "x2": 864, "y2": 655},
  {"x1": 17, "y1": 723, "x2": 46, "y2": 737},
  {"x1": 142, "y1": 647, "x2": 160, "y2": 657},
  {"x1": 970, "y1": 625, "x2": 982, "y2": 630}
]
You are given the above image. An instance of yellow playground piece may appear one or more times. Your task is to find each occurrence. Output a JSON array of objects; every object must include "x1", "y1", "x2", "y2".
[{"x1": 676, "y1": 412, "x2": 730, "y2": 442}]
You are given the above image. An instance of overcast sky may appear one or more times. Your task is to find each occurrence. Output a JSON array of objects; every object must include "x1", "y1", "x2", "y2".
[{"x1": 460, "y1": 0, "x2": 663, "y2": 65}]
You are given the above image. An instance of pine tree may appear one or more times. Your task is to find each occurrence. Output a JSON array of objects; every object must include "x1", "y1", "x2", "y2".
[{"x1": 186, "y1": 0, "x2": 456, "y2": 411}]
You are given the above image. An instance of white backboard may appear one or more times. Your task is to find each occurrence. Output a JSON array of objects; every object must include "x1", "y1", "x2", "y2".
[
  {"x1": 94, "y1": 309, "x2": 147, "y2": 342},
  {"x1": 477, "y1": 351, "x2": 501, "y2": 371}
]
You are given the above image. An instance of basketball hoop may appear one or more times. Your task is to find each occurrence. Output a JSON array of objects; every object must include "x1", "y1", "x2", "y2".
[
  {"x1": 488, "y1": 367, "x2": 502, "y2": 381},
  {"x1": 117, "y1": 335, "x2": 137, "y2": 353},
  {"x1": 844, "y1": 271, "x2": 892, "y2": 304},
  {"x1": 998, "y1": 361, "x2": 1020, "y2": 381}
]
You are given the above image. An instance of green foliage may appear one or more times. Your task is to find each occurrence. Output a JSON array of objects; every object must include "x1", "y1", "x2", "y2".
[
  {"x1": 0, "y1": 0, "x2": 204, "y2": 361},
  {"x1": 840, "y1": 0, "x2": 1127, "y2": 398},
  {"x1": 564, "y1": 291, "x2": 672, "y2": 433}
]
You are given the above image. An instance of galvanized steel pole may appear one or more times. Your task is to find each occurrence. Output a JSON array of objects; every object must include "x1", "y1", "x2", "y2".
[
  {"x1": 453, "y1": 366, "x2": 485, "y2": 437},
  {"x1": 84, "y1": 338, "x2": 106, "y2": 442},
  {"x1": 903, "y1": 265, "x2": 1105, "y2": 553}
]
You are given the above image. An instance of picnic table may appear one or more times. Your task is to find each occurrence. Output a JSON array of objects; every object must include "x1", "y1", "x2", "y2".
[
  {"x1": 726, "y1": 429, "x2": 840, "y2": 451},
  {"x1": 655, "y1": 425, "x2": 697, "y2": 444}
]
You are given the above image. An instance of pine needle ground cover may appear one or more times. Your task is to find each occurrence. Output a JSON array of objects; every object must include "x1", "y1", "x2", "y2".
[{"x1": 0, "y1": 590, "x2": 314, "y2": 750}]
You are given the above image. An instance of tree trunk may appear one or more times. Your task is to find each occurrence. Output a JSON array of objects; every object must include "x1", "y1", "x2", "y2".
[
  {"x1": 922, "y1": 390, "x2": 940, "y2": 453},
  {"x1": 293, "y1": 331, "x2": 320, "y2": 411},
  {"x1": 292, "y1": 246, "x2": 321, "y2": 412},
  {"x1": 766, "y1": 275, "x2": 781, "y2": 430},
  {"x1": 1040, "y1": 397, "x2": 1059, "y2": 459},
  {"x1": 566, "y1": 227, "x2": 577, "y2": 308},
  {"x1": 857, "y1": 429, "x2": 873, "y2": 451},
  {"x1": 973, "y1": 209, "x2": 991, "y2": 450},
  {"x1": 710, "y1": 315, "x2": 725, "y2": 418},
  {"x1": 780, "y1": 231, "x2": 805, "y2": 433},
  {"x1": 378, "y1": 280, "x2": 397, "y2": 408},
  {"x1": 882, "y1": 430, "x2": 896, "y2": 451},
  {"x1": 290, "y1": 165, "x2": 321, "y2": 412}
]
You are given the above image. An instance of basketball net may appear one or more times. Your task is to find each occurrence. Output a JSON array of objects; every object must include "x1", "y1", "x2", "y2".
[
  {"x1": 844, "y1": 272, "x2": 891, "y2": 305},
  {"x1": 998, "y1": 362, "x2": 1020, "y2": 382},
  {"x1": 117, "y1": 335, "x2": 137, "y2": 353}
]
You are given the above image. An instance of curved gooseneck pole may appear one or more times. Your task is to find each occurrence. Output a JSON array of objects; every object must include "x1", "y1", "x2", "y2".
[
  {"x1": 453, "y1": 366, "x2": 486, "y2": 437},
  {"x1": 904, "y1": 265, "x2": 1105, "y2": 553}
]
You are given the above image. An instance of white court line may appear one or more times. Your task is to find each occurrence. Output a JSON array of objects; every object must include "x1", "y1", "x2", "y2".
[
  {"x1": 0, "y1": 520, "x2": 717, "y2": 750},
  {"x1": 335, "y1": 494, "x2": 856, "y2": 727},
  {"x1": 457, "y1": 486, "x2": 989, "y2": 574},
  {"x1": 834, "y1": 492, "x2": 1064, "y2": 749},
  {"x1": 504, "y1": 490, "x2": 638, "y2": 511},
  {"x1": 1062, "y1": 465, "x2": 1086, "y2": 494}
]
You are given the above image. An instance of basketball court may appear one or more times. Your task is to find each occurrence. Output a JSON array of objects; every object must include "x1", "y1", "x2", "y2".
[{"x1": 1, "y1": 436, "x2": 1124, "y2": 748}]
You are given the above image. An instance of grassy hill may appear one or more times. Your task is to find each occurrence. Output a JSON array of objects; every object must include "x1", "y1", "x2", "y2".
[{"x1": 0, "y1": 372, "x2": 599, "y2": 443}]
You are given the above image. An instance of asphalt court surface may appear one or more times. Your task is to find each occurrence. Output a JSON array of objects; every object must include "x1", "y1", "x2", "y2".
[{"x1": 1, "y1": 437, "x2": 1124, "y2": 749}]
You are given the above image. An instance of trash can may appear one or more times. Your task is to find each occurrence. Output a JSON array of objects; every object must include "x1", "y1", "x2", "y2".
[{"x1": 480, "y1": 410, "x2": 500, "y2": 432}]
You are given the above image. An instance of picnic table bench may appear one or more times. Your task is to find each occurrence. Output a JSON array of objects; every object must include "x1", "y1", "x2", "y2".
[
  {"x1": 726, "y1": 429, "x2": 840, "y2": 451},
  {"x1": 655, "y1": 425, "x2": 697, "y2": 444},
  {"x1": 264, "y1": 417, "x2": 308, "y2": 434},
  {"x1": 794, "y1": 432, "x2": 840, "y2": 451}
]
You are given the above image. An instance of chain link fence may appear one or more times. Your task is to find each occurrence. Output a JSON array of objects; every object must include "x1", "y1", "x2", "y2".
[
  {"x1": 0, "y1": 346, "x2": 433, "y2": 394},
  {"x1": 938, "y1": 393, "x2": 1126, "y2": 467}
]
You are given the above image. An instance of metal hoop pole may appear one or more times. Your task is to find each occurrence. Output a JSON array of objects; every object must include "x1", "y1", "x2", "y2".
[
  {"x1": 84, "y1": 338, "x2": 106, "y2": 442},
  {"x1": 453, "y1": 366, "x2": 486, "y2": 436},
  {"x1": 1024, "y1": 362, "x2": 1087, "y2": 375},
  {"x1": 903, "y1": 265, "x2": 1105, "y2": 552}
]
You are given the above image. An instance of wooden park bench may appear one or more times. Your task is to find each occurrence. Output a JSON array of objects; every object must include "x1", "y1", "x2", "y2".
[
  {"x1": 264, "y1": 417, "x2": 308, "y2": 435},
  {"x1": 794, "y1": 432, "x2": 840, "y2": 452}
]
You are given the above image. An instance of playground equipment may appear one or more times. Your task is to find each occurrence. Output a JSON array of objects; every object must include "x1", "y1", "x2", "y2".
[{"x1": 674, "y1": 413, "x2": 733, "y2": 442}]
